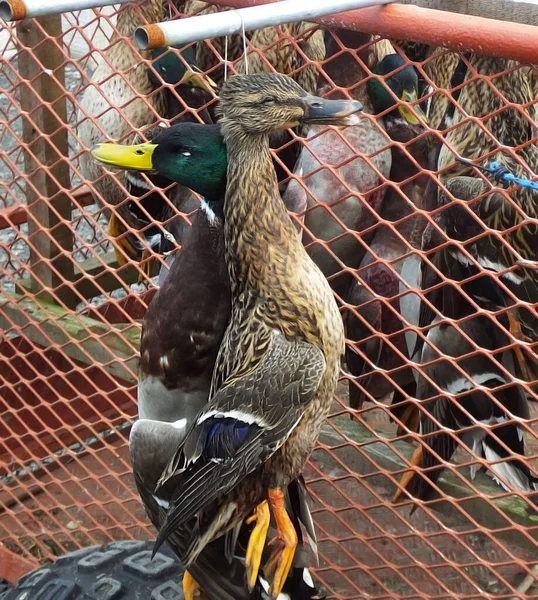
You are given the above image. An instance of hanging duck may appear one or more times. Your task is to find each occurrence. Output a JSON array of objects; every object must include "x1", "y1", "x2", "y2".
[
  {"x1": 396, "y1": 177, "x2": 538, "y2": 506},
  {"x1": 344, "y1": 53, "x2": 428, "y2": 433},
  {"x1": 151, "y1": 73, "x2": 359, "y2": 599},
  {"x1": 281, "y1": 31, "x2": 394, "y2": 299},
  {"x1": 394, "y1": 55, "x2": 538, "y2": 505},
  {"x1": 91, "y1": 120, "x2": 327, "y2": 599}
]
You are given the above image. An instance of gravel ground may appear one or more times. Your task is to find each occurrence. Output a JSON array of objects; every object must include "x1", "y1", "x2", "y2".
[{"x1": 0, "y1": 57, "x2": 149, "y2": 309}]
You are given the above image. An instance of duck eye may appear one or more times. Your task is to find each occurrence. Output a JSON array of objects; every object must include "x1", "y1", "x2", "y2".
[{"x1": 262, "y1": 97, "x2": 275, "y2": 105}]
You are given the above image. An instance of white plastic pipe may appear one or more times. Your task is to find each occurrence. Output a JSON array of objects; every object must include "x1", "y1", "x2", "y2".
[
  {"x1": 134, "y1": 0, "x2": 395, "y2": 50},
  {"x1": 0, "y1": 0, "x2": 131, "y2": 21}
]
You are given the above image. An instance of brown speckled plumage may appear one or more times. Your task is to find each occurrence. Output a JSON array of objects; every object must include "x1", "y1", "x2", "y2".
[
  {"x1": 403, "y1": 58, "x2": 538, "y2": 501},
  {"x1": 438, "y1": 57, "x2": 537, "y2": 178},
  {"x1": 437, "y1": 56, "x2": 538, "y2": 275},
  {"x1": 423, "y1": 47, "x2": 460, "y2": 132},
  {"x1": 235, "y1": 22, "x2": 325, "y2": 97},
  {"x1": 154, "y1": 74, "x2": 347, "y2": 574},
  {"x1": 214, "y1": 75, "x2": 344, "y2": 469}
]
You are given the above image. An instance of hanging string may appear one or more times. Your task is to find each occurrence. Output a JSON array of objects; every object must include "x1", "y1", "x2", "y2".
[
  {"x1": 238, "y1": 9, "x2": 248, "y2": 74},
  {"x1": 224, "y1": 10, "x2": 248, "y2": 81},
  {"x1": 224, "y1": 34, "x2": 228, "y2": 81}
]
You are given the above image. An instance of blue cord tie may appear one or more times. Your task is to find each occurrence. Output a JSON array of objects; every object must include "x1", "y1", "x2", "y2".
[{"x1": 457, "y1": 157, "x2": 538, "y2": 191}]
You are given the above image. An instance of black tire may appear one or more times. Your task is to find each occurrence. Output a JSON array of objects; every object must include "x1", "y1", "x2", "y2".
[
  {"x1": 2, "y1": 540, "x2": 185, "y2": 600},
  {"x1": 0, "y1": 578, "x2": 13, "y2": 599}
]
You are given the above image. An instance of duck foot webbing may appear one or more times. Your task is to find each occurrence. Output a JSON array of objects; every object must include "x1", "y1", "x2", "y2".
[
  {"x1": 392, "y1": 445, "x2": 423, "y2": 504},
  {"x1": 507, "y1": 313, "x2": 536, "y2": 383},
  {"x1": 265, "y1": 488, "x2": 298, "y2": 599},
  {"x1": 109, "y1": 214, "x2": 137, "y2": 267},
  {"x1": 138, "y1": 249, "x2": 154, "y2": 283},
  {"x1": 183, "y1": 570, "x2": 205, "y2": 600},
  {"x1": 395, "y1": 403, "x2": 420, "y2": 437},
  {"x1": 245, "y1": 500, "x2": 270, "y2": 591}
]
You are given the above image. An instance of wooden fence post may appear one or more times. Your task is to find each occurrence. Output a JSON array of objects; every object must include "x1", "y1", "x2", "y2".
[{"x1": 17, "y1": 15, "x2": 77, "y2": 308}]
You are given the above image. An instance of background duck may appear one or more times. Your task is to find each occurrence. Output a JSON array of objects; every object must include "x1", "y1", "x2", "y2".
[
  {"x1": 395, "y1": 56, "x2": 538, "y2": 502},
  {"x1": 77, "y1": 0, "x2": 213, "y2": 279},
  {"x1": 282, "y1": 32, "x2": 396, "y2": 300},
  {"x1": 426, "y1": 56, "x2": 538, "y2": 386},
  {"x1": 395, "y1": 178, "x2": 538, "y2": 506},
  {"x1": 153, "y1": 74, "x2": 358, "y2": 599},
  {"x1": 344, "y1": 53, "x2": 428, "y2": 432}
]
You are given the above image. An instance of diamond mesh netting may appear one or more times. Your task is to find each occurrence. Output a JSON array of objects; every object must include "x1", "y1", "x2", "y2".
[{"x1": 1, "y1": 2, "x2": 538, "y2": 597}]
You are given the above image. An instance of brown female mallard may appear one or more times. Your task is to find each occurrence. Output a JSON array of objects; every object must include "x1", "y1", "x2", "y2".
[
  {"x1": 92, "y1": 121, "x2": 324, "y2": 599},
  {"x1": 151, "y1": 73, "x2": 360, "y2": 599}
]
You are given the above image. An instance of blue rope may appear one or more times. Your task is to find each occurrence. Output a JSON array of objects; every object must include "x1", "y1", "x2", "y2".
[{"x1": 457, "y1": 158, "x2": 538, "y2": 191}]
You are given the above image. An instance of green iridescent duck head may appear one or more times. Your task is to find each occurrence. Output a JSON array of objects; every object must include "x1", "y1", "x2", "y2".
[
  {"x1": 367, "y1": 54, "x2": 427, "y2": 125},
  {"x1": 91, "y1": 123, "x2": 227, "y2": 203},
  {"x1": 149, "y1": 44, "x2": 216, "y2": 91}
]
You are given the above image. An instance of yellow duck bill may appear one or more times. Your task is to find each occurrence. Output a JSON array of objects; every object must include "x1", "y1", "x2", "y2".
[
  {"x1": 398, "y1": 89, "x2": 428, "y2": 125},
  {"x1": 182, "y1": 65, "x2": 217, "y2": 91},
  {"x1": 91, "y1": 142, "x2": 157, "y2": 172}
]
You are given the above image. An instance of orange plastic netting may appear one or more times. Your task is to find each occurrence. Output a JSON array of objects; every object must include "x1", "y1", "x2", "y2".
[{"x1": 1, "y1": 2, "x2": 538, "y2": 598}]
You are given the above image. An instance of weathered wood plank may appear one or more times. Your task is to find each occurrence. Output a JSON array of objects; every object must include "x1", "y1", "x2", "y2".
[
  {"x1": 0, "y1": 292, "x2": 140, "y2": 383},
  {"x1": 72, "y1": 250, "x2": 159, "y2": 297},
  {"x1": 0, "y1": 545, "x2": 39, "y2": 585},
  {"x1": 17, "y1": 15, "x2": 76, "y2": 308},
  {"x1": 319, "y1": 416, "x2": 538, "y2": 550},
  {"x1": 0, "y1": 186, "x2": 95, "y2": 230},
  {"x1": 16, "y1": 251, "x2": 159, "y2": 299}
]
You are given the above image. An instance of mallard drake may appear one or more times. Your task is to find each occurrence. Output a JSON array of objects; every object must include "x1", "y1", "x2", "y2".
[
  {"x1": 77, "y1": 0, "x2": 213, "y2": 279},
  {"x1": 338, "y1": 54, "x2": 427, "y2": 429},
  {"x1": 151, "y1": 73, "x2": 358, "y2": 599},
  {"x1": 92, "y1": 124, "x2": 228, "y2": 423},
  {"x1": 91, "y1": 122, "x2": 325, "y2": 599},
  {"x1": 282, "y1": 37, "x2": 427, "y2": 299},
  {"x1": 367, "y1": 53, "x2": 428, "y2": 126},
  {"x1": 395, "y1": 55, "x2": 538, "y2": 502},
  {"x1": 396, "y1": 177, "x2": 538, "y2": 506}
]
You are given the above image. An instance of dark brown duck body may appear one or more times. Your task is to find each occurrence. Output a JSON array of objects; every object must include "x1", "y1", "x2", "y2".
[{"x1": 138, "y1": 207, "x2": 230, "y2": 422}]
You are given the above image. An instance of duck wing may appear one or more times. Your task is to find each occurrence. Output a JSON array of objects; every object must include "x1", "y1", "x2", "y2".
[
  {"x1": 131, "y1": 419, "x2": 323, "y2": 599},
  {"x1": 411, "y1": 315, "x2": 536, "y2": 505},
  {"x1": 154, "y1": 330, "x2": 325, "y2": 555}
]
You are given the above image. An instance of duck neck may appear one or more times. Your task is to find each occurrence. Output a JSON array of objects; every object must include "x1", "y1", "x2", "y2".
[{"x1": 220, "y1": 119, "x2": 299, "y2": 294}]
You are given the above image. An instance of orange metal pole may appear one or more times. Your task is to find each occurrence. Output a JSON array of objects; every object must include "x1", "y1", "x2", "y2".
[
  {"x1": 202, "y1": 0, "x2": 538, "y2": 64},
  {"x1": 0, "y1": 546, "x2": 39, "y2": 584}
]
